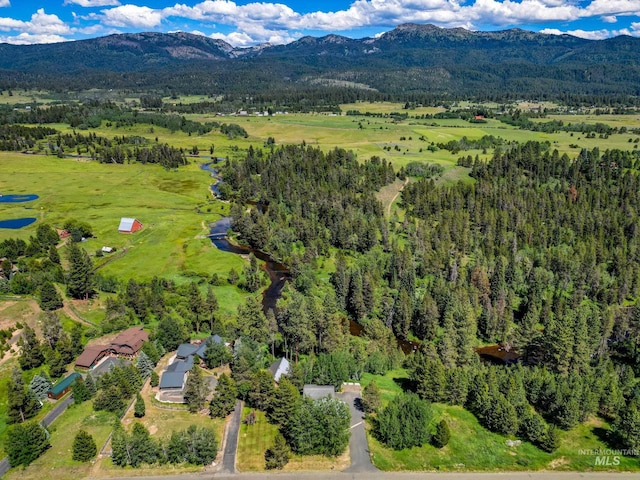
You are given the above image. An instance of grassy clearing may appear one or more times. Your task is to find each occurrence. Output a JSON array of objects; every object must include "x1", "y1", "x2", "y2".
[
  {"x1": 236, "y1": 407, "x2": 349, "y2": 472},
  {"x1": 362, "y1": 370, "x2": 640, "y2": 472}
]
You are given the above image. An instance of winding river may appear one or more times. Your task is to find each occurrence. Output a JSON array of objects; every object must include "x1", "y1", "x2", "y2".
[{"x1": 202, "y1": 162, "x2": 291, "y2": 313}]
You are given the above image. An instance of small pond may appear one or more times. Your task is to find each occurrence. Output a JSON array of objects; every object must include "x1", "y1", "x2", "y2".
[
  {"x1": 0, "y1": 194, "x2": 39, "y2": 203},
  {"x1": 0, "y1": 218, "x2": 37, "y2": 229}
]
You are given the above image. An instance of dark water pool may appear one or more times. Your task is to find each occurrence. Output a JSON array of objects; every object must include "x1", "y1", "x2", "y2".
[
  {"x1": 0, "y1": 218, "x2": 37, "y2": 229},
  {"x1": 0, "y1": 194, "x2": 39, "y2": 203}
]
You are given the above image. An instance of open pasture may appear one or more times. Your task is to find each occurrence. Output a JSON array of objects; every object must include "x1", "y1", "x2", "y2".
[{"x1": 0, "y1": 152, "x2": 246, "y2": 289}]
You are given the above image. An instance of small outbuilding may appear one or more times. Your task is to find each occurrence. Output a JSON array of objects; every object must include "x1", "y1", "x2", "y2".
[
  {"x1": 269, "y1": 357, "x2": 290, "y2": 383},
  {"x1": 48, "y1": 372, "x2": 82, "y2": 400},
  {"x1": 303, "y1": 384, "x2": 336, "y2": 400},
  {"x1": 118, "y1": 217, "x2": 143, "y2": 234}
]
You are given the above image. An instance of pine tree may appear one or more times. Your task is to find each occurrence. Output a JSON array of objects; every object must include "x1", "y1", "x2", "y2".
[
  {"x1": 611, "y1": 400, "x2": 640, "y2": 450},
  {"x1": 111, "y1": 423, "x2": 129, "y2": 467},
  {"x1": 18, "y1": 325, "x2": 45, "y2": 370},
  {"x1": 66, "y1": 243, "x2": 95, "y2": 300},
  {"x1": 72, "y1": 430, "x2": 97, "y2": 462},
  {"x1": 72, "y1": 379, "x2": 91, "y2": 404},
  {"x1": 204, "y1": 286, "x2": 219, "y2": 332},
  {"x1": 150, "y1": 370, "x2": 159, "y2": 388},
  {"x1": 136, "y1": 351, "x2": 154, "y2": 378},
  {"x1": 265, "y1": 433, "x2": 290, "y2": 470},
  {"x1": 5, "y1": 421, "x2": 50, "y2": 467},
  {"x1": 8, "y1": 368, "x2": 40, "y2": 424},
  {"x1": 268, "y1": 376, "x2": 300, "y2": 426},
  {"x1": 134, "y1": 393, "x2": 146, "y2": 418},
  {"x1": 362, "y1": 380, "x2": 382, "y2": 414},
  {"x1": 432, "y1": 419, "x2": 451, "y2": 448},
  {"x1": 184, "y1": 365, "x2": 208, "y2": 413},
  {"x1": 209, "y1": 373, "x2": 237, "y2": 418},
  {"x1": 28, "y1": 373, "x2": 52, "y2": 400},
  {"x1": 38, "y1": 281, "x2": 63, "y2": 311}
]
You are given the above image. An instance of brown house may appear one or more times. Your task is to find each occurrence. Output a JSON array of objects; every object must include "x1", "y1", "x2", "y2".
[
  {"x1": 109, "y1": 326, "x2": 148, "y2": 357},
  {"x1": 75, "y1": 344, "x2": 109, "y2": 369},
  {"x1": 75, "y1": 326, "x2": 148, "y2": 370}
]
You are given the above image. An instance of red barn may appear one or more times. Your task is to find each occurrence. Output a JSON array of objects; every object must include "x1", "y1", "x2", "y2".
[{"x1": 118, "y1": 217, "x2": 143, "y2": 234}]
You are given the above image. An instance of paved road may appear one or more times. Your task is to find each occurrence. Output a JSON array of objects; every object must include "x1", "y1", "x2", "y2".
[
  {"x1": 42, "y1": 393, "x2": 74, "y2": 427},
  {"x1": 84, "y1": 471, "x2": 640, "y2": 480},
  {"x1": 219, "y1": 400, "x2": 243, "y2": 474},
  {"x1": 337, "y1": 388, "x2": 378, "y2": 473}
]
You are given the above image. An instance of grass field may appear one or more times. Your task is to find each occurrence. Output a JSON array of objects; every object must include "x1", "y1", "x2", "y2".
[
  {"x1": 361, "y1": 369, "x2": 640, "y2": 472},
  {"x1": 0, "y1": 152, "x2": 248, "y2": 308}
]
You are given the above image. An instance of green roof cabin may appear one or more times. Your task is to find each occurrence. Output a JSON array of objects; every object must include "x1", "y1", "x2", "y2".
[{"x1": 48, "y1": 372, "x2": 82, "y2": 400}]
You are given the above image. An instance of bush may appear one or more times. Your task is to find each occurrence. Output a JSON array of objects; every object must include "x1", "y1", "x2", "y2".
[{"x1": 432, "y1": 419, "x2": 450, "y2": 448}]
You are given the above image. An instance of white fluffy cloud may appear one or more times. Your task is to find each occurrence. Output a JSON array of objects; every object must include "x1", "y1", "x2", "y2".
[
  {"x1": 0, "y1": 32, "x2": 68, "y2": 44},
  {"x1": 0, "y1": 8, "x2": 71, "y2": 35},
  {"x1": 3, "y1": 0, "x2": 640, "y2": 46},
  {"x1": 63, "y1": 0, "x2": 121, "y2": 6},
  {"x1": 101, "y1": 4, "x2": 163, "y2": 28}
]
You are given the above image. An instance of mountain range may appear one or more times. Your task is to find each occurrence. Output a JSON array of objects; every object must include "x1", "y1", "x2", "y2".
[{"x1": 1, "y1": 24, "x2": 639, "y2": 100}]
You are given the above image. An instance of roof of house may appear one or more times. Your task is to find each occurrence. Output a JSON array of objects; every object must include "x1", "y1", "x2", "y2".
[
  {"x1": 110, "y1": 326, "x2": 148, "y2": 355},
  {"x1": 194, "y1": 335, "x2": 224, "y2": 358},
  {"x1": 303, "y1": 384, "x2": 335, "y2": 400},
  {"x1": 269, "y1": 357, "x2": 290, "y2": 383},
  {"x1": 176, "y1": 343, "x2": 199, "y2": 359},
  {"x1": 118, "y1": 217, "x2": 139, "y2": 231},
  {"x1": 166, "y1": 356, "x2": 193, "y2": 373},
  {"x1": 75, "y1": 344, "x2": 109, "y2": 368},
  {"x1": 49, "y1": 372, "x2": 82, "y2": 396},
  {"x1": 159, "y1": 371, "x2": 187, "y2": 390}
]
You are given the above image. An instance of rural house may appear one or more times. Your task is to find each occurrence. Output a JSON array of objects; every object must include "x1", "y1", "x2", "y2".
[
  {"x1": 48, "y1": 372, "x2": 82, "y2": 400},
  {"x1": 118, "y1": 217, "x2": 143, "y2": 233},
  {"x1": 75, "y1": 326, "x2": 148, "y2": 369},
  {"x1": 268, "y1": 357, "x2": 290, "y2": 383},
  {"x1": 159, "y1": 335, "x2": 224, "y2": 392}
]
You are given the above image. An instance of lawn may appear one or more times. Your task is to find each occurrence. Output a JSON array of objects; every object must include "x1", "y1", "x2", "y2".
[{"x1": 236, "y1": 407, "x2": 349, "y2": 472}]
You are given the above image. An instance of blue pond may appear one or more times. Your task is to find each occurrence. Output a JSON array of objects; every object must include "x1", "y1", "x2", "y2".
[
  {"x1": 0, "y1": 218, "x2": 37, "y2": 229},
  {"x1": 0, "y1": 194, "x2": 39, "y2": 203}
]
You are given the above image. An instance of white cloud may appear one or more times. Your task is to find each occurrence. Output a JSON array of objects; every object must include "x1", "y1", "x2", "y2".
[
  {"x1": 0, "y1": 32, "x2": 68, "y2": 44},
  {"x1": 601, "y1": 15, "x2": 617, "y2": 23},
  {"x1": 101, "y1": 4, "x2": 163, "y2": 28},
  {"x1": 0, "y1": 0, "x2": 9, "y2": 8},
  {"x1": 63, "y1": 0, "x2": 121, "y2": 6},
  {"x1": 0, "y1": 8, "x2": 71, "y2": 36},
  {"x1": 540, "y1": 27, "x2": 611, "y2": 40}
]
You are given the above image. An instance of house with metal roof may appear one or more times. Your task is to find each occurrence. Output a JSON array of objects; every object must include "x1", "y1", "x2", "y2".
[
  {"x1": 48, "y1": 372, "x2": 82, "y2": 400},
  {"x1": 159, "y1": 371, "x2": 187, "y2": 390},
  {"x1": 118, "y1": 217, "x2": 143, "y2": 234},
  {"x1": 268, "y1": 357, "x2": 290, "y2": 383}
]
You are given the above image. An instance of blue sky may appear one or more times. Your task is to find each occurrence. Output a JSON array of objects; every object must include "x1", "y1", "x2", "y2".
[{"x1": 0, "y1": 0, "x2": 638, "y2": 46}]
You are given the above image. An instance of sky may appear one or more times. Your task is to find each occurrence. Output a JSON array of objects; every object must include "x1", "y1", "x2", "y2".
[{"x1": 0, "y1": 0, "x2": 638, "y2": 47}]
